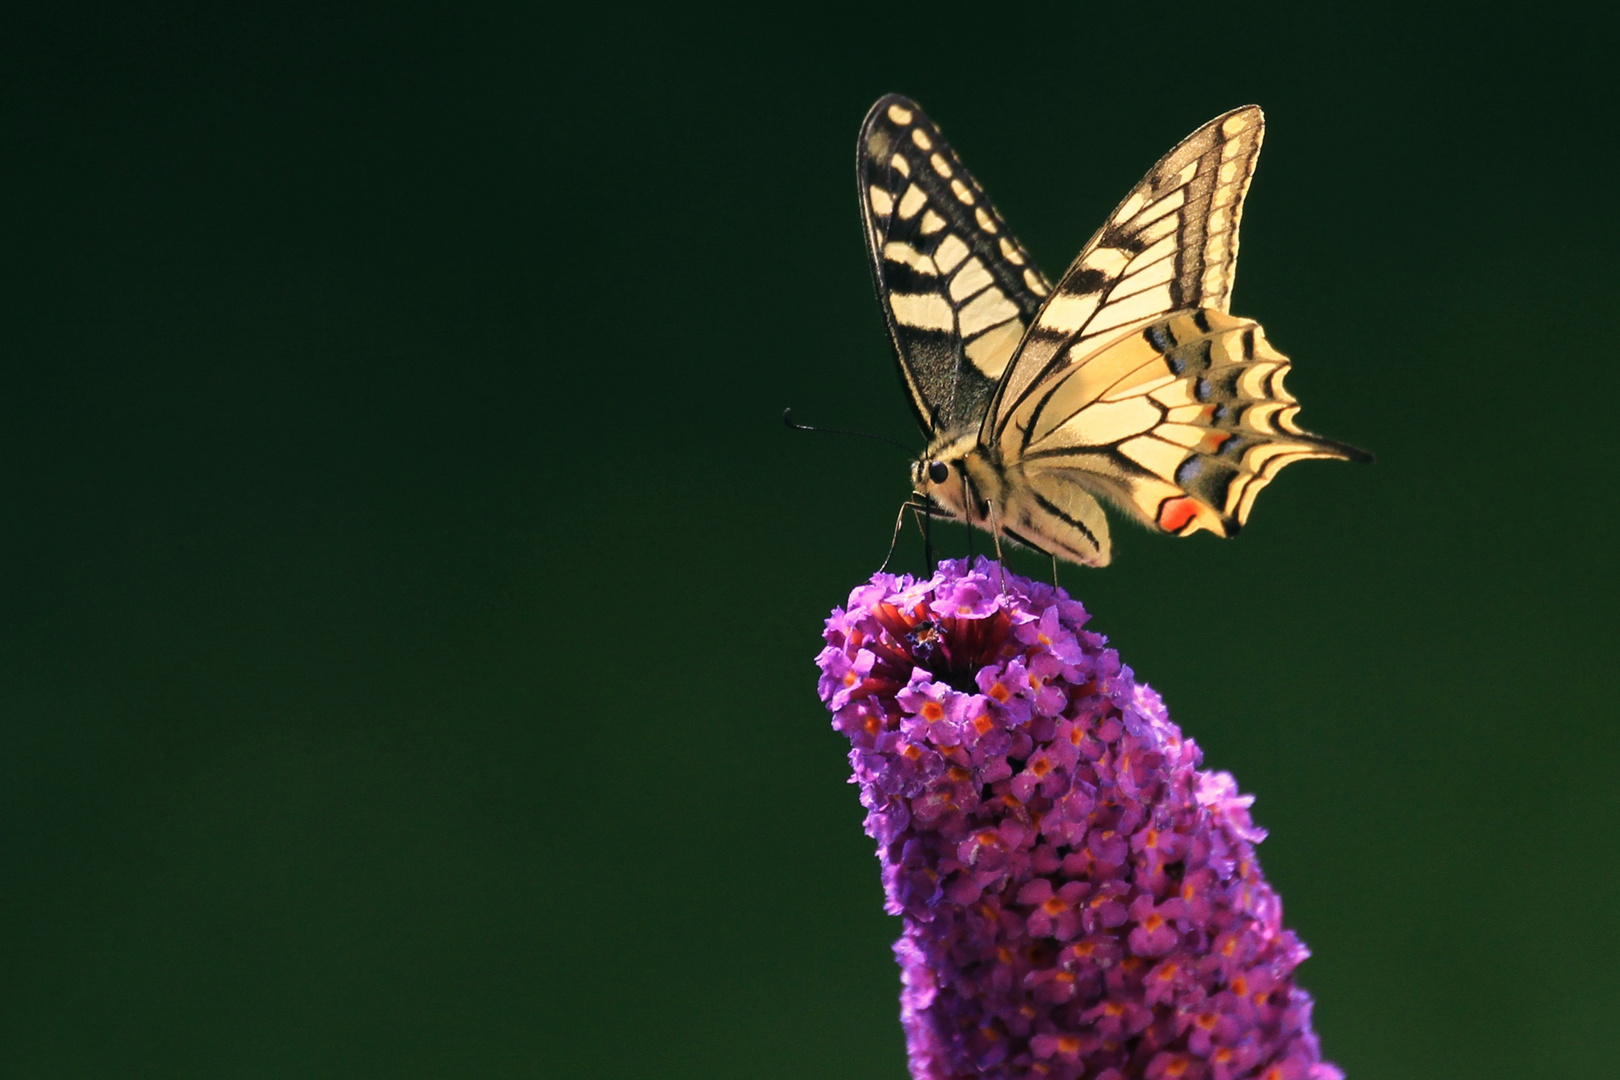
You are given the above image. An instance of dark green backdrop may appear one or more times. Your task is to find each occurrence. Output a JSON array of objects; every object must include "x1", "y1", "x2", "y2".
[{"x1": 4, "y1": 2, "x2": 1616, "y2": 1077}]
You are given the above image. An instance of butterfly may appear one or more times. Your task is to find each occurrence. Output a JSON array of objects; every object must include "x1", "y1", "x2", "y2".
[{"x1": 858, "y1": 94, "x2": 1369, "y2": 567}]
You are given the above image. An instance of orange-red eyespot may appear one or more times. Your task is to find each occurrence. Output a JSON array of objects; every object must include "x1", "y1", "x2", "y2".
[{"x1": 1157, "y1": 496, "x2": 1200, "y2": 533}]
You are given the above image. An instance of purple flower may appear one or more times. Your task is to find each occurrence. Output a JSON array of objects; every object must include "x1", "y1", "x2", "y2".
[{"x1": 817, "y1": 557, "x2": 1342, "y2": 1080}]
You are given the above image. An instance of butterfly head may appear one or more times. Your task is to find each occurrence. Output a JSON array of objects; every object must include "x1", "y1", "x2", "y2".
[
  {"x1": 912, "y1": 434, "x2": 995, "y2": 524},
  {"x1": 912, "y1": 458, "x2": 950, "y2": 487}
]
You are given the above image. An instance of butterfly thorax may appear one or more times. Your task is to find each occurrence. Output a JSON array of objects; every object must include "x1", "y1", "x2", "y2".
[{"x1": 913, "y1": 431, "x2": 1006, "y2": 528}]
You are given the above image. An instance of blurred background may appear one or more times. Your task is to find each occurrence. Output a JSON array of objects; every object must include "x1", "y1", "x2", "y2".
[{"x1": 3, "y1": 2, "x2": 1616, "y2": 1076}]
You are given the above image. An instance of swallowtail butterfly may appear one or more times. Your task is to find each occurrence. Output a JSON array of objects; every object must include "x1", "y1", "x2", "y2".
[{"x1": 859, "y1": 94, "x2": 1369, "y2": 567}]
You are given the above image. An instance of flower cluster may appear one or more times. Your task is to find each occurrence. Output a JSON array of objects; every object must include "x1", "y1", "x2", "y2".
[{"x1": 817, "y1": 558, "x2": 1340, "y2": 1080}]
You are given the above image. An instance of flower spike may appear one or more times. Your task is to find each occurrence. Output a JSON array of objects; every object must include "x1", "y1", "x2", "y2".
[{"x1": 817, "y1": 558, "x2": 1341, "y2": 1080}]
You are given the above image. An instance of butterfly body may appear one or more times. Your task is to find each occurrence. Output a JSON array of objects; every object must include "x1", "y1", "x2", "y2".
[
  {"x1": 862, "y1": 95, "x2": 1368, "y2": 567},
  {"x1": 918, "y1": 450, "x2": 1103, "y2": 567}
]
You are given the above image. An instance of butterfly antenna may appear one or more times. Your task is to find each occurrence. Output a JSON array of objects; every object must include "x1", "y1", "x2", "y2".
[
  {"x1": 987, "y1": 500, "x2": 1007, "y2": 594},
  {"x1": 783, "y1": 408, "x2": 913, "y2": 454}
]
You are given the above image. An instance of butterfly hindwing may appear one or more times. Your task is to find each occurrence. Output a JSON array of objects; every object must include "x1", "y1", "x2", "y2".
[
  {"x1": 986, "y1": 106, "x2": 1265, "y2": 441},
  {"x1": 858, "y1": 95, "x2": 1051, "y2": 436},
  {"x1": 1006, "y1": 309, "x2": 1371, "y2": 540},
  {"x1": 1007, "y1": 465, "x2": 1114, "y2": 567}
]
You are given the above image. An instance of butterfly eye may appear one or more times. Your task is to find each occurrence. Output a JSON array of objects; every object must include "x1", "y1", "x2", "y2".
[{"x1": 928, "y1": 461, "x2": 949, "y2": 484}]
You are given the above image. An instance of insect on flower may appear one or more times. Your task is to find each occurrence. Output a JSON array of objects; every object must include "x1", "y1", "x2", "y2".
[{"x1": 859, "y1": 95, "x2": 1370, "y2": 567}]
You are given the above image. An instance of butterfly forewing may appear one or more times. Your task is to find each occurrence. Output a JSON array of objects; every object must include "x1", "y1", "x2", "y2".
[
  {"x1": 985, "y1": 106, "x2": 1264, "y2": 443},
  {"x1": 858, "y1": 95, "x2": 1051, "y2": 436}
]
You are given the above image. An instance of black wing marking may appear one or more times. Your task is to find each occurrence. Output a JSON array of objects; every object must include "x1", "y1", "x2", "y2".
[{"x1": 858, "y1": 94, "x2": 1051, "y2": 437}]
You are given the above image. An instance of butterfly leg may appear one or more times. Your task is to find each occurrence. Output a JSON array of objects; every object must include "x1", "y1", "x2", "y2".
[
  {"x1": 883, "y1": 499, "x2": 938, "y2": 574},
  {"x1": 961, "y1": 472, "x2": 973, "y2": 566},
  {"x1": 879, "y1": 499, "x2": 914, "y2": 574},
  {"x1": 1050, "y1": 552, "x2": 1060, "y2": 589},
  {"x1": 918, "y1": 499, "x2": 935, "y2": 577},
  {"x1": 985, "y1": 500, "x2": 1007, "y2": 594}
]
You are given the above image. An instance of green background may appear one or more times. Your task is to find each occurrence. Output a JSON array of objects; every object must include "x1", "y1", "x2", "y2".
[{"x1": 4, "y1": 2, "x2": 1616, "y2": 1077}]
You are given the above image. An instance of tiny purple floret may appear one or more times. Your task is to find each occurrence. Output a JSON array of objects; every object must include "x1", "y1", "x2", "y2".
[{"x1": 817, "y1": 558, "x2": 1341, "y2": 1080}]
